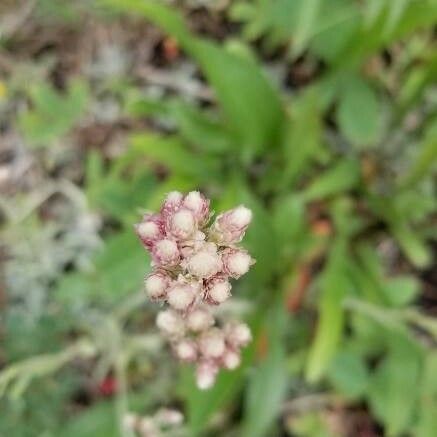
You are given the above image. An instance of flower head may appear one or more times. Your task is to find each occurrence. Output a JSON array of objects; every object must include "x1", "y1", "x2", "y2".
[{"x1": 137, "y1": 192, "x2": 254, "y2": 389}]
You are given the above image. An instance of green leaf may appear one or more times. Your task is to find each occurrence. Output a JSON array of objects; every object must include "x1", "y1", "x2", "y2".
[
  {"x1": 306, "y1": 238, "x2": 350, "y2": 382},
  {"x1": 131, "y1": 133, "x2": 220, "y2": 181},
  {"x1": 337, "y1": 76, "x2": 381, "y2": 147},
  {"x1": 382, "y1": 276, "x2": 420, "y2": 307},
  {"x1": 242, "y1": 299, "x2": 289, "y2": 437},
  {"x1": 400, "y1": 121, "x2": 437, "y2": 188},
  {"x1": 62, "y1": 400, "x2": 117, "y2": 437},
  {"x1": 292, "y1": 0, "x2": 322, "y2": 57},
  {"x1": 368, "y1": 336, "x2": 423, "y2": 436},
  {"x1": 415, "y1": 352, "x2": 437, "y2": 437},
  {"x1": 18, "y1": 79, "x2": 89, "y2": 146},
  {"x1": 328, "y1": 351, "x2": 369, "y2": 399},
  {"x1": 103, "y1": 0, "x2": 285, "y2": 159},
  {"x1": 303, "y1": 158, "x2": 361, "y2": 201},
  {"x1": 179, "y1": 359, "x2": 247, "y2": 436},
  {"x1": 282, "y1": 91, "x2": 322, "y2": 187}
]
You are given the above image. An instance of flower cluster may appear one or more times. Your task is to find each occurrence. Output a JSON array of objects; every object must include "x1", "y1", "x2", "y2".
[{"x1": 135, "y1": 191, "x2": 254, "y2": 389}]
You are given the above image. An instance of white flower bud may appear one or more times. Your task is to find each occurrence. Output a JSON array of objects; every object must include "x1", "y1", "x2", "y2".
[
  {"x1": 225, "y1": 322, "x2": 252, "y2": 348},
  {"x1": 206, "y1": 277, "x2": 231, "y2": 305},
  {"x1": 183, "y1": 191, "x2": 210, "y2": 225},
  {"x1": 221, "y1": 248, "x2": 254, "y2": 279},
  {"x1": 186, "y1": 244, "x2": 222, "y2": 279},
  {"x1": 155, "y1": 409, "x2": 184, "y2": 426},
  {"x1": 152, "y1": 239, "x2": 180, "y2": 267},
  {"x1": 161, "y1": 191, "x2": 183, "y2": 221},
  {"x1": 156, "y1": 310, "x2": 185, "y2": 337},
  {"x1": 167, "y1": 282, "x2": 196, "y2": 311},
  {"x1": 196, "y1": 361, "x2": 218, "y2": 390},
  {"x1": 138, "y1": 418, "x2": 159, "y2": 437},
  {"x1": 167, "y1": 208, "x2": 196, "y2": 240},
  {"x1": 122, "y1": 413, "x2": 137, "y2": 431},
  {"x1": 135, "y1": 214, "x2": 163, "y2": 248},
  {"x1": 144, "y1": 271, "x2": 170, "y2": 300},
  {"x1": 199, "y1": 329, "x2": 226, "y2": 359},
  {"x1": 222, "y1": 349, "x2": 241, "y2": 370},
  {"x1": 174, "y1": 339, "x2": 198, "y2": 362},
  {"x1": 186, "y1": 308, "x2": 214, "y2": 332},
  {"x1": 213, "y1": 205, "x2": 252, "y2": 244}
]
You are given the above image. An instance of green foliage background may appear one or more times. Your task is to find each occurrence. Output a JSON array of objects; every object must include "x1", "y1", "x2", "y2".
[{"x1": 1, "y1": 0, "x2": 436, "y2": 436}]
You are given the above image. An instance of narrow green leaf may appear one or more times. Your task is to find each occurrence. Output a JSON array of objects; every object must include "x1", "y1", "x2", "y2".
[
  {"x1": 306, "y1": 238, "x2": 350, "y2": 382},
  {"x1": 242, "y1": 299, "x2": 289, "y2": 437},
  {"x1": 303, "y1": 158, "x2": 361, "y2": 201}
]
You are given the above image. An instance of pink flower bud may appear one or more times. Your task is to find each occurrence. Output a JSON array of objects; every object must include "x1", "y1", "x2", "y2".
[
  {"x1": 213, "y1": 205, "x2": 252, "y2": 244},
  {"x1": 199, "y1": 328, "x2": 226, "y2": 359},
  {"x1": 186, "y1": 243, "x2": 222, "y2": 279},
  {"x1": 167, "y1": 282, "x2": 196, "y2": 311},
  {"x1": 152, "y1": 239, "x2": 180, "y2": 267},
  {"x1": 167, "y1": 208, "x2": 196, "y2": 240},
  {"x1": 196, "y1": 361, "x2": 218, "y2": 390},
  {"x1": 156, "y1": 310, "x2": 185, "y2": 337},
  {"x1": 225, "y1": 322, "x2": 252, "y2": 348},
  {"x1": 161, "y1": 191, "x2": 183, "y2": 218},
  {"x1": 135, "y1": 214, "x2": 164, "y2": 249},
  {"x1": 221, "y1": 248, "x2": 254, "y2": 279},
  {"x1": 144, "y1": 271, "x2": 170, "y2": 300},
  {"x1": 205, "y1": 276, "x2": 232, "y2": 305},
  {"x1": 174, "y1": 339, "x2": 198, "y2": 362},
  {"x1": 186, "y1": 307, "x2": 214, "y2": 332},
  {"x1": 183, "y1": 191, "x2": 210, "y2": 225},
  {"x1": 222, "y1": 349, "x2": 241, "y2": 370}
]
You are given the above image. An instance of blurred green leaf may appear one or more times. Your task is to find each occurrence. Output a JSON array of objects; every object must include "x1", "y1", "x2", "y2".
[
  {"x1": 282, "y1": 92, "x2": 322, "y2": 187},
  {"x1": 368, "y1": 335, "x2": 423, "y2": 436},
  {"x1": 292, "y1": 0, "x2": 322, "y2": 58},
  {"x1": 303, "y1": 158, "x2": 361, "y2": 201},
  {"x1": 383, "y1": 276, "x2": 420, "y2": 307},
  {"x1": 328, "y1": 350, "x2": 369, "y2": 399},
  {"x1": 306, "y1": 238, "x2": 350, "y2": 382},
  {"x1": 415, "y1": 352, "x2": 437, "y2": 437},
  {"x1": 18, "y1": 79, "x2": 89, "y2": 146},
  {"x1": 242, "y1": 299, "x2": 289, "y2": 437},
  {"x1": 131, "y1": 133, "x2": 220, "y2": 181},
  {"x1": 337, "y1": 76, "x2": 381, "y2": 147},
  {"x1": 103, "y1": 0, "x2": 285, "y2": 160}
]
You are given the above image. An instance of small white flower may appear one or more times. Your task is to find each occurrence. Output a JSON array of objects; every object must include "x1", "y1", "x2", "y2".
[
  {"x1": 225, "y1": 322, "x2": 252, "y2": 348},
  {"x1": 186, "y1": 308, "x2": 214, "y2": 332},
  {"x1": 196, "y1": 361, "x2": 218, "y2": 390},
  {"x1": 221, "y1": 248, "x2": 254, "y2": 279},
  {"x1": 161, "y1": 191, "x2": 183, "y2": 218},
  {"x1": 206, "y1": 277, "x2": 231, "y2": 304},
  {"x1": 144, "y1": 271, "x2": 170, "y2": 300},
  {"x1": 167, "y1": 208, "x2": 196, "y2": 240},
  {"x1": 183, "y1": 191, "x2": 210, "y2": 225},
  {"x1": 135, "y1": 214, "x2": 163, "y2": 248},
  {"x1": 213, "y1": 205, "x2": 252, "y2": 244},
  {"x1": 174, "y1": 339, "x2": 198, "y2": 362},
  {"x1": 222, "y1": 349, "x2": 241, "y2": 370},
  {"x1": 186, "y1": 243, "x2": 222, "y2": 279},
  {"x1": 199, "y1": 329, "x2": 226, "y2": 359},
  {"x1": 156, "y1": 310, "x2": 185, "y2": 337},
  {"x1": 152, "y1": 239, "x2": 180, "y2": 267},
  {"x1": 167, "y1": 282, "x2": 196, "y2": 311}
]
